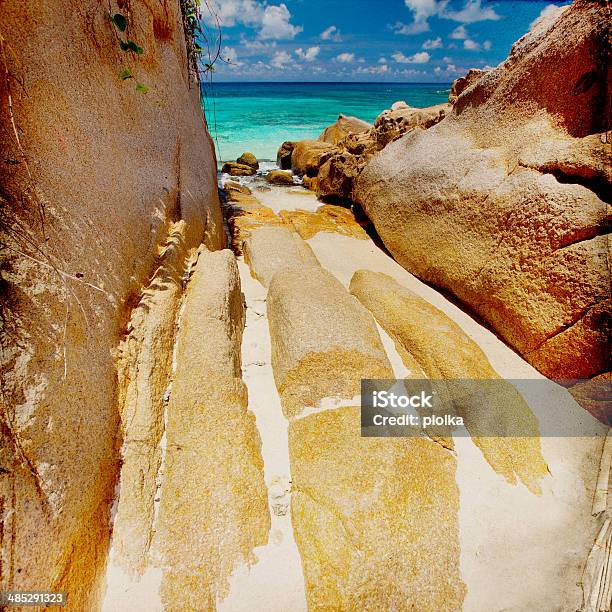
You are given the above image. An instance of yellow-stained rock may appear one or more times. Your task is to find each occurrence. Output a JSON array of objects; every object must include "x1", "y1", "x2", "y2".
[
  {"x1": 279, "y1": 205, "x2": 369, "y2": 241},
  {"x1": 289, "y1": 407, "x2": 466, "y2": 611},
  {"x1": 350, "y1": 269, "x2": 549, "y2": 493},
  {"x1": 267, "y1": 266, "x2": 393, "y2": 418},
  {"x1": 154, "y1": 249, "x2": 270, "y2": 609},
  {"x1": 266, "y1": 169, "x2": 295, "y2": 185},
  {"x1": 112, "y1": 221, "x2": 190, "y2": 576},
  {"x1": 243, "y1": 225, "x2": 320, "y2": 287},
  {"x1": 225, "y1": 196, "x2": 286, "y2": 255}
]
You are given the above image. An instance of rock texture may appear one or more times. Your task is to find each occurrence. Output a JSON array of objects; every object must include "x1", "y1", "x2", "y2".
[
  {"x1": 277, "y1": 141, "x2": 296, "y2": 170},
  {"x1": 318, "y1": 114, "x2": 371, "y2": 145},
  {"x1": 316, "y1": 102, "x2": 450, "y2": 201},
  {"x1": 350, "y1": 270, "x2": 549, "y2": 494},
  {"x1": 243, "y1": 226, "x2": 320, "y2": 287},
  {"x1": 222, "y1": 162, "x2": 257, "y2": 177},
  {"x1": 0, "y1": 0, "x2": 223, "y2": 607},
  {"x1": 154, "y1": 248, "x2": 269, "y2": 609},
  {"x1": 266, "y1": 170, "x2": 295, "y2": 185},
  {"x1": 111, "y1": 221, "x2": 190, "y2": 576},
  {"x1": 448, "y1": 68, "x2": 487, "y2": 104},
  {"x1": 291, "y1": 140, "x2": 337, "y2": 177},
  {"x1": 236, "y1": 151, "x2": 259, "y2": 170},
  {"x1": 279, "y1": 205, "x2": 369, "y2": 241},
  {"x1": 355, "y1": 0, "x2": 611, "y2": 380},
  {"x1": 290, "y1": 407, "x2": 465, "y2": 612},
  {"x1": 267, "y1": 266, "x2": 393, "y2": 419}
]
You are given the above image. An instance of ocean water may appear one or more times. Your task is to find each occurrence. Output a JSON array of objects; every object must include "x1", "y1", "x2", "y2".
[{"x1": 201, "y1": 82, "x2": 451, "y2": 163}]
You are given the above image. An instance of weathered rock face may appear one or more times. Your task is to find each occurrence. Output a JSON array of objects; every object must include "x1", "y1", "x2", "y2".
[
  {"x1": 350, "y1": 270, "x2": 549, "y2": 494},
  {"x1": 266, "y1": 169, "x2": 295, "y2": 185},
  {"x1": 222, "y1": 161, "x2": 257, "y2": 176},
  {"x1": 236, "y1": 151, "x2": 259, "y2": 170},
  {"x1": 448, "y1": 68, "x2": 487, "y2": 104},
  {"x1": 355, "y1": 0, "x2": 610, "y2": 380},
  {"x1": 373, "y1": 103, "x2": 450, "y2": 147},
  {"x1": 290, "y1": 407, "x2": 466, "y2": 611},
  {"x1": 0, "y1": 0, "x2": 223, "y2": 607},
  {"x1": 243, "y1": 225, "x2": 320, "y2": 287},
  {"x1": 318, "y1": 114, "x2": 371, "y2": 145},
  {"x1": 316, "y1": 103, "x2": 450, "y2": 201},
  {"x1": 291, "y1": 140, "x2": 337, "y2": 177}
]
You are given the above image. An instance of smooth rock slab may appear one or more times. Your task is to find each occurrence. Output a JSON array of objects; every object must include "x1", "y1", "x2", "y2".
[
  {"x1": 267, "y1": 266, "x2": 393, "y2": 419},
  {"x1": 243, "y1": 225, "x2": 320, "y2": 287},
  {"x1": 350, "y1": 269, "x2": 549, "y2": 494},
  {"x1": 154, "y1": 248, "x2": 270, "y2": 609},
  {"x1": 289, "y1": 407, "x2": 466, "y2": 611}
]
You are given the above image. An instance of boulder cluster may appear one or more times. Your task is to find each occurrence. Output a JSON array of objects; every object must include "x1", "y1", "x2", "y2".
[
  {"x1": 222, "y1": 151, "x2": 260, "y2": 176},
  {"x1": 277, "y1": 101, "x2": 457, "y2": 201}
]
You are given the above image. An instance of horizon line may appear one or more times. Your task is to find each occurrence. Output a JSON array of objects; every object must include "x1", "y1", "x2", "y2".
[{"x1": 204, "y1": 80, "x2": 453, "y2": 85}]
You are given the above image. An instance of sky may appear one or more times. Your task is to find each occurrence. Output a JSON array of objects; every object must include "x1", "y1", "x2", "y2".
[{"x1": 200, "y1": 0, "x2": 567, "y2": 82}]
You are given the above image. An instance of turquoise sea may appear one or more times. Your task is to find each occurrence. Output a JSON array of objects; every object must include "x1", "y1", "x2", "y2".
[{"x1": 202, "y1": 82, "x2": 451, "y2": 163}]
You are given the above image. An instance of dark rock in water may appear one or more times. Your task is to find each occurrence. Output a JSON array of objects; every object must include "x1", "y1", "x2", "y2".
[
  {"x1": 277, "y1": 141, "x2": 296, "y2": 170},
  {"x1": 266, "y1": 170, "x2": 295, "y2": 185},
  {"x1": 237, "y1": 151, "x2": 259, "y2": 169},
  {"x1": 222, "y1": 162, "x2": 257, "y2": 176}
]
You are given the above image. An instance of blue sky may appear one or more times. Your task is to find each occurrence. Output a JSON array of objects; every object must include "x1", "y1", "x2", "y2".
[{"x1": 202, "y1": 0, "x2": 566, "y2": 82}]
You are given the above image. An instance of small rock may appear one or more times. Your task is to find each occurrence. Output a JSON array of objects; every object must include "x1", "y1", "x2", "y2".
[
  {"x1": 236, "y1": 151, "x2": 259, "y2": 170},
  {"x1": 266, "y1": 169, "x2": 294, "y2": 185},
  {"x1": 221, "y1": 162, "x2": 257, "y2": 176},
  {"x1": 224, "y1": 181, "x2": 251, "y2": 195}
]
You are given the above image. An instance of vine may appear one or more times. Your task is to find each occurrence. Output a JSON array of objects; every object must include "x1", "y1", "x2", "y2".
[{"x1": 108, "y1": 6, "x2": 149, "y2": 93}]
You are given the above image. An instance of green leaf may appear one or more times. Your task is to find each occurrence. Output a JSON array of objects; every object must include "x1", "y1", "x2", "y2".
[
  {"x1": 111, "y1": 13, "x2": 128, "y2": 32},
  {"x1": 119, "y1": 68, "x2": 133, "y2": 80},
  {"x1": 120, "y1": 40, "x2": 144, "y2": 54},
  {"x1": 135, "y1": 83, "x2": 149, "y2": 94}
]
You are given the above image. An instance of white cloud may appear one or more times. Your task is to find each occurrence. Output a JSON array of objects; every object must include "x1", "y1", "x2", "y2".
[
  {"x1": 335, "y1": 52, "x2": 355, "y2": 63},
  {"x1": 444, "y1": 0, "x2": 500, "y2": 23},
  {"x1": 391, "y1": 20, "x2": 430, "y2": 35},
  {"x1": 392, "y1": 51, "x2": 430, "y2": 64},
  {"x1": 463, "y1": 38, "x2": 480, "y2": 51},
  {"x1": 208, "y1": 1, "x2": 302, "y2": 40},
  {"x1": 270, "y1": 50, "x2": 291, "y2": 68},
  {"x1": 450, "y1": 25, "x2": 468, "y2": 39},
  {"x1": 483, "y1": 40, "x2": 492, "y2": 50},
  {"x1": 394, "y1": 0, "x2": 500, "y2": 35},
  {"x1": 259, "y1": 4, "x2": 302, "y2": 39},
  {"x1": 320, "y1": 25, "x2": 342, "y2": 42},
  {"x1": 422, "y1": 36, "x2": 442, "y2": 49},
  {"x1": 378, "y1": 57, "x2": 388, "y2": 64},
  {"x1": 358, "y1": 64, "x2": 390, "y2": 75},
  {"x1": 222, "y1": 46, "x2": 244, "y2": 67},
  {"x1": 295, "y1": 46, "x2": 320, "y2": 61}
]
